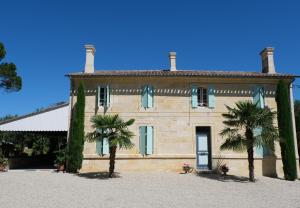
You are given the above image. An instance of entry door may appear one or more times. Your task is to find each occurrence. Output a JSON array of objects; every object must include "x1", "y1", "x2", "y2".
[{"x1": 196, "y1": 133, "x2": 209, "y2": 169}]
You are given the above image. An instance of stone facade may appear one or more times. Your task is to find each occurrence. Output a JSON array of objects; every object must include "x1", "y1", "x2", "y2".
[{"x1": 68, "y1": 76, "x2": 300, "y2": 178}]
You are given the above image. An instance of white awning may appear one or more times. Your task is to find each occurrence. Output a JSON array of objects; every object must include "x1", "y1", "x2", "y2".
[{"x1": 0, "y1": 103, "x2": 69, "y2": 132}]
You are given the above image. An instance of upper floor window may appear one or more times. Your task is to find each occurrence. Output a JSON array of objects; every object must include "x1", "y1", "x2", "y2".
[
  {"x1": 197, "y1": 87, "x2": 207, "y2": 107},
  {"x1": 99, "y1": 87, "x2": 106, "y2": 106},
  {"x1": 192, "y1": 85, "x2": 215, "y2": 109},
  {"x1": 97, "y1": 85, "x2": 110, "y2": 107}
]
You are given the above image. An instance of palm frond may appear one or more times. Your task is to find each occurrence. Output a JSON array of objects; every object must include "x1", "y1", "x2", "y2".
[
  {"x1": 220, "y1": 135, "x2": 247, "y2": 152},
  {"x1": 219, "y1": 127, "x2": 239, "y2": 137},
  {"x1": 86, "y1": 114, "x2": 135, "y2": 150},
  {"x1": 220, "y1": 100, "x2": 278, "y2": 153}
]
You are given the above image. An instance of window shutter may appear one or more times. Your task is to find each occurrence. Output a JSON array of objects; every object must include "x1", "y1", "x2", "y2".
[
  {"x1": 253, "y1": 86, "x2": 265, "y2": 109},
  {"x1": 147, "y1": 86, "x2": 154, "y2": 108},
  {"x1": 96, "y1": 140, "x2": 103, "y2": 155},
  {"x1": 253, "y1": 86, "x2": 265, "y2": 156},
  {"x1": 146, "y1": 126, "x2": 153, "y2": 155},
  {"x1": 141, "y1": 86, "x2": 148, "y2": 108},
  {"x1": 253, "y1": 87, "x2": 260, "y2": 107},
  {"x1": 258, "y1": 88, "x2": 265, "y2": 108},
  {"x1": 253, "y1": 127, "x2": 264, "y2": 156},
  {"x1": 139, "y1": 126, "x2": 146, "y2": 155},
  {"x1": 104, "y1": 85, "x2": 110, "y2": 107},
  {"x1": 102, "y1": 138, "x2": 109, "y2": 155},
  {"x1": 208, "y1": 85, "x2": 216, "y2": 108},
  {"x1": 191, "y1": 86, "x2": 198, "y2": 108},
  {"x1": 96, "y1": 86, "x2": 100, "y2": 107}
]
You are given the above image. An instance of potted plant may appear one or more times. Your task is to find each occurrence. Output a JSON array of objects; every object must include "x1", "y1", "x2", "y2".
[
  {"x1": 182, "y1": 162, "x2": 191, "y2": 173},
  {"x1": 220, "y1": 164, "x2": 229, "y2": 176},
  {"x1": 0, "y1": 153, "x2": 8, "y2": 172},
  {"x1": 54, "y1": 149, "x2": 66, "y2": 172}
]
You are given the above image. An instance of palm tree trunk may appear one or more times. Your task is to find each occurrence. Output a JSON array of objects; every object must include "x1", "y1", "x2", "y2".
[
  {"x1": 246, "y1": 128, "x2": 255, "y2": 182},
  {"x1": 109, "y1": 145, "x2": 117, "y2": 178},
  {"x1": 247, "y1": 145, "x2": 255, "y2": 182}
]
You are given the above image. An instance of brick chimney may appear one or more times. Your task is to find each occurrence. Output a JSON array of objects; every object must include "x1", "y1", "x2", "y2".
[
  {"x1": 169, "y1": 52, "x2": 176, "y2": 71},
  {"x1": 84, "y1": 44, "x2": 96, "y2": 73},
  {"x1": 260, "y1": 47, "x2": 276, "y2": 74}
]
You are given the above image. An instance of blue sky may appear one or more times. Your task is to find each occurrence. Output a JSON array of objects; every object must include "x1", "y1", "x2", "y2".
[{"x1": 0, "y1": 0, "x2": 299, "y2": 117}]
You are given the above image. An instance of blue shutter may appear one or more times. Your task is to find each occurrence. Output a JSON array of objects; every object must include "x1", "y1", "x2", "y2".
[
  {"x1": 147, "y1": 86, "x2": 154, "y2": 108},
  {"x1": 253, "y1": 127, "x2": 264, "y2": 156},
  {"x1": 97, "y1": 86, "x2": 100, "y2": 107},
  {"x1": 104, "y1": 85, "x2": 110, "y2": 107},
  {"x1": 191, "y1": 86, "x2": 198, "y2": 108},
  {"x1": 102, "y1": 138, "x2": 109, "y2": 154},
  {"x1": 258, "y1": 88, "x2": 264, "y2": 108},
  {"x1": 139, "y1": 126, "x2": 146, "y2": 155},
  {"x1": 146, "y1": 126, "x2": 153, "y2": 155},
  {"x1": 141, "y1": 86, "x2": 148, "y2": 108},
  {"x1": 96, "y1": 140, "x2": 103, "y2": 155},
  {"x1": 253, "y1": 87, "x2": 260, "y2": 107},
  {"x1": 208, "y1": 85, "x2": 216, "y2": 108},
  {"x1": 253, "y1": 87, "x2": 264, "y2": 156}
]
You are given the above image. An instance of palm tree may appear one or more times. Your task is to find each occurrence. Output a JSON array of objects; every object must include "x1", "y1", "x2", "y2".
[
  {"x1": 86, "y1": 114, "x2": 135, "y2": 177},
  {"x1": 220, "y1": 101, "x2": 278, "y2": 182}
]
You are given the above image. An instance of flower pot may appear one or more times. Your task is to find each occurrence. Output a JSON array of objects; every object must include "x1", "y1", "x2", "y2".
[
  {"x1": 221, "y1": 166, "x2": 229, "y2": 176},
  {"x1": 183, "y1": 166, "x2": 190, "y2": 173},
  {"x1": 0, "y1": 164, "x2": 6, "y2": 172},
  {"x1": 57, "y1": 164, "x2": 65, "y2": 172}
]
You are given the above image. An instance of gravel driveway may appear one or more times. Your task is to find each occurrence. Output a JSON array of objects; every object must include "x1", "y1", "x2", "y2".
[{"x1": 0, "y1": 170, "x2": 299, "y2": 208}]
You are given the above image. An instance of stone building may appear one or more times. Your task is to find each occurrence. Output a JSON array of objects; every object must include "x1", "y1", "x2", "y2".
[{"x1": 67, "y1": 45, "x2": 299, "y2": 177}]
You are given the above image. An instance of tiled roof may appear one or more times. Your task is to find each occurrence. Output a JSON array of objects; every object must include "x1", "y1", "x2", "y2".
[{"x1": 67, "y1": 70, "x2": 295, "y2": 79}]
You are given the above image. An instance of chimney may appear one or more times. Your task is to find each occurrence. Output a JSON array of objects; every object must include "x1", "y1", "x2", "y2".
[
  {"x1": 169, "y1": 52, "x2": 176, "y2": 71},
  {"x1": 84, "y1": 44, "x2": 96, "y2": 73},
  {"x1": 260, "y1": 47, "x2": 276, "y2": 74}
]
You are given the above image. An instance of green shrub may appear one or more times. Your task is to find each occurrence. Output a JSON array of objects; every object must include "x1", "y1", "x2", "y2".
[
  {"x1": 0, "y1": 152, "x2": 8, "y2": 166},
  {"x1": 276, "y1": 80, "x2": 297, "y2": 180},
  {"x1": 67, "y1": 82, "x2": 85, "y2": 173},
  {"x1": 54, "y1": 149, "x2": 66, "y2": 166}
]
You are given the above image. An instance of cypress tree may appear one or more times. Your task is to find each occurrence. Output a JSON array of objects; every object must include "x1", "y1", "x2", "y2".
[
  {"x1": 276, "y1": 80, "x2": 297, "y2": 180},
  {"x1": 295, "y1": 100, "x2": 300, "y2": 163},
  {"x1": 67, "y1": 82, "x2": 85, "y2": 173}
]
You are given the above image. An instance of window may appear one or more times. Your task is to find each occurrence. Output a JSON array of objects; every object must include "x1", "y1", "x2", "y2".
[
  {"x1": 192, "y1": 85, "x2": 215, "y2": 108},
  {"x1": 197, "y1": 87, "x2": 207, "y2": 107},
  {"x1": 96, "y1": 138, "x2": 109, "y2": 155},
  {"x1": 99, "y1": 87, "x2": 105, "y2": 106},
  {"x1": 139, "y1": 126, "x2": 153, "y2": 155},
  {"x1": 97, "y1": 85, "x2": 110, "y2": 107},
  {"x1": 141, "y1": 85, "x2": 154, "y2": 108}
]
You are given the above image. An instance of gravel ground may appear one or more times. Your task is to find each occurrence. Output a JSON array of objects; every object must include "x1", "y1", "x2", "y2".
[{"x1": 0, "y1": 170, "x2": 299, "y2": 208}]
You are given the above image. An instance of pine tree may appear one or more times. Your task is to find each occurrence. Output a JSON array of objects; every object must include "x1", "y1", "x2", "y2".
[
  {"x1": 276, "y1": 80, "x2": 297, "y2": 180},
  {"x1": 67, "y1": 82, "x2": 85, "y2": 173},
  {"x1": 0, "y1": 42, "x2": 22, "y2": 91}
]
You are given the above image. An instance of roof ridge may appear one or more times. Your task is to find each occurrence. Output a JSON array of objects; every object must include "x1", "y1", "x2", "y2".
[{"x1": 66, "y1": 69, "x2": 295, "y2": 78}]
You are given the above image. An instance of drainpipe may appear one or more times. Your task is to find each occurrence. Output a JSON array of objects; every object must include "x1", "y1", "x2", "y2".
[{"x1": 289, "y1": 80, "x2": 300, "y2": 178}]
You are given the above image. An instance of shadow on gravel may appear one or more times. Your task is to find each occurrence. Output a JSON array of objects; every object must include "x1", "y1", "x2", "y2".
[
  {"x1": 196, "y1": 172, "x2": 249, "y2": 183},
  {"x1": 77, "y1": 172, "x2": 121, "y2": 180}
]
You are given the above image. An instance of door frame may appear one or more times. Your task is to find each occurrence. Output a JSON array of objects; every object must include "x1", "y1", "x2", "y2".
[{"x1": 195, "y1": 126, "x2": 212, "y2": 170}]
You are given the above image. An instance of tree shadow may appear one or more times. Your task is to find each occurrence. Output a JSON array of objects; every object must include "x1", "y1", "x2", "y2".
[
  {"x1": 77, "y1": 171, "x2": 121, "y2": 180},
  {"x1": 196, "y1": 172, "x2": 249, "y2": 183}
]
